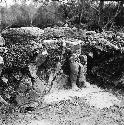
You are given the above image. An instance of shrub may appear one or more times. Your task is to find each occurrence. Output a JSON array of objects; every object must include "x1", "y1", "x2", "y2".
[{"x1": 33, "y1": 1, "x2": 64, "y2": 28}]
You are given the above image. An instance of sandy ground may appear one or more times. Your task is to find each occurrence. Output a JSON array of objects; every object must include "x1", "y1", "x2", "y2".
[
  {"x1": 1, "y1": 84, "x2": 123, "y2": 125},
  {"x1": 29, "y1": 65, "x2": 121, "y2": 110},
  {"x1": 43, "y1": 84, "x2": 121, "y2": 109}
]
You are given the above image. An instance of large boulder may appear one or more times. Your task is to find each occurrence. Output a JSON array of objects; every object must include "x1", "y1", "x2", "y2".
[
  {"x1": 0, "y1": 27, "x2": 44, "y2": 105},
  {"x1": 35, "y1": 38, "x2": 89, "y2": 92},
  {"x1": 1, "y1": 27, "x2": 44, "y2": 47}
]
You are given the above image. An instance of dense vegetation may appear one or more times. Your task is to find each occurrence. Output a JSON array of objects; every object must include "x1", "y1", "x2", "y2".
[{"x1": 0, "y1": 0, "x2": 124, "y2": 31}]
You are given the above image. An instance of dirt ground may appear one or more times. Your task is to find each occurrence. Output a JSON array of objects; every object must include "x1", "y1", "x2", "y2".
[{"x1": 1, "y1": 83, "x2": 124, "y2": 125}]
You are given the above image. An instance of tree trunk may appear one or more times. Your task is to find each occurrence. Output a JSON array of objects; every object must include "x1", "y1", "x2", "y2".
[
  {"x1": 98, "y1": 0, "x2": 104, "y2": 27},
  {"x1": 78, "y1": 0, "x2": 85, "y2": 30}
]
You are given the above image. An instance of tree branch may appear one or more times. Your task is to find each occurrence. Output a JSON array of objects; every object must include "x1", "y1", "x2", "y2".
[{"x1": 104, "y1": 1, "x2": 124, "y2": 30}]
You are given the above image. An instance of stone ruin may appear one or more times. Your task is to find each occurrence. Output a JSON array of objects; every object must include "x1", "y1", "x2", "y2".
[{"x1": 0, "y1": 26, "x2": 124, "y2": 108}]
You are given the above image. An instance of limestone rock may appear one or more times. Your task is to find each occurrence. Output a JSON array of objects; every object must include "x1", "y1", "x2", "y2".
[{"x1": 2, "y1": 26, "x2": 124, "y2": 105}]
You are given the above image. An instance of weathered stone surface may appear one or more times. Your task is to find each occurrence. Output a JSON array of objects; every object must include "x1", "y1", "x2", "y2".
[
  {"x1": 2, "y1": 26, "x2": 124, "y2": 106},
  {"x1": 0, "y1": 36, "x2": 5, "y2": 46},
  {"x1": 36, "y1": 38, "x2": 89, "y2": 92},
  {"x1": 0, "y1": 27, "x2": 44, "y2": 106},
  {"x1": 1, "y1": 27, "x2": 44, "y2": 42}
]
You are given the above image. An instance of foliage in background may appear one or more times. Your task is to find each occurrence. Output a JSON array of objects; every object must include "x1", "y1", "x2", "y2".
[
  {"x1": 0, "y1": 4, "x2": 31, "y2": 31},
  {"x1": 0, "y1": 0, "x2": 124, "y2": 31},
  {"x1": 58, "y1": 0, "x2": 99, "y2": 27},
  {"x1": 32, "y1": 1, "x2": 64, "y2": 28},
  {"x1": 102, "y1": 2, "x2": 124, "y2": 29}
]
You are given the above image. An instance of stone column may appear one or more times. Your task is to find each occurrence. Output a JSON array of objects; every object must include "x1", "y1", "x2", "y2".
[
  {"x1": 69, "y1": 53, "x2": 80, "y2": 90},
  {"x1": 78, "y1": 54, "x2": 90, "y2": 88}
]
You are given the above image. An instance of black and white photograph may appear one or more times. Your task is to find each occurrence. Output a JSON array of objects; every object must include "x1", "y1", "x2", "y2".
[{"x1": 0, "y1": 0, "x2": 124, "y2": 124}]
